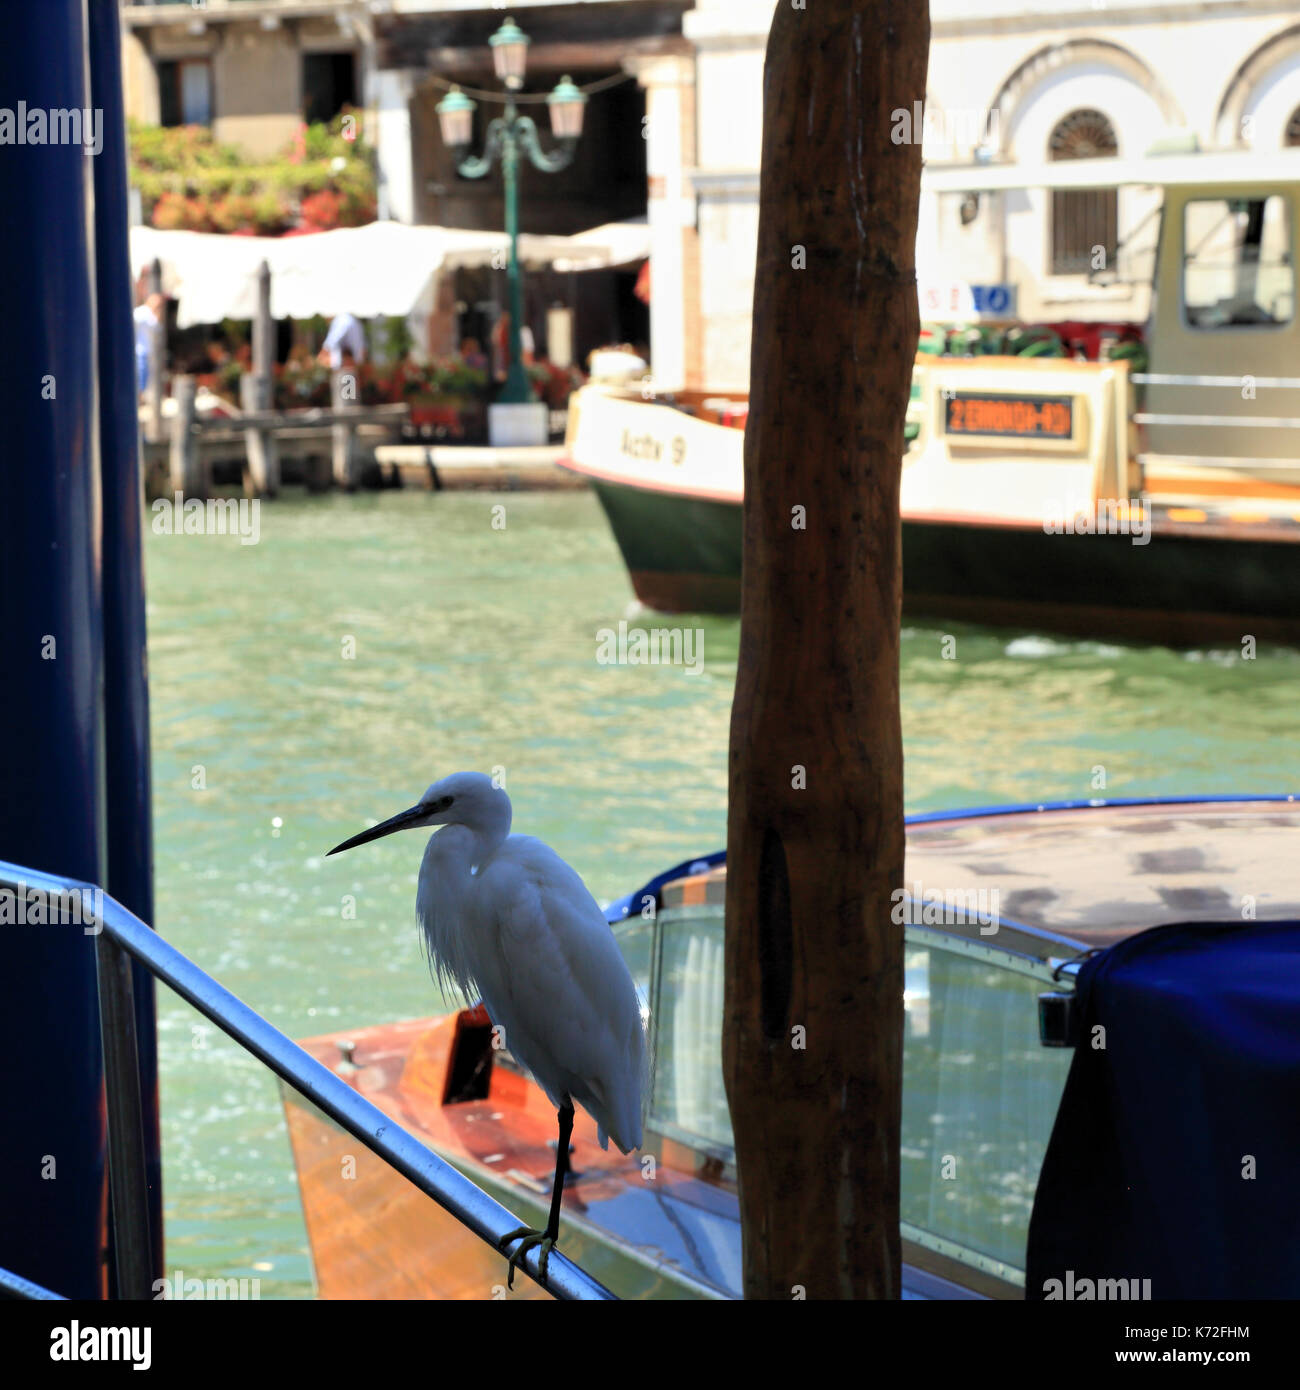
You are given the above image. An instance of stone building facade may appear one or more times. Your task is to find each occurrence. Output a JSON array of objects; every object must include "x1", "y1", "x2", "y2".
[
  {"x1": 121, "y1": 2, "x2": 1300, "y2": 391},
  {"x1": 683, "y1": 0, "x2": 1300, "y2": 389},
  {"x1": 122, "y1": 1, "x2": 372, "y2": 159}
]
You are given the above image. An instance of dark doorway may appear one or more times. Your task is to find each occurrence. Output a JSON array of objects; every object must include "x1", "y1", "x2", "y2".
[{"x1": 303, "y1": 52, "x2": 357, "y2": 125}]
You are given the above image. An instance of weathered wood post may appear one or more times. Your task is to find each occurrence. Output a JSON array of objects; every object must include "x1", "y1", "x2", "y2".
[
  {"x1": 253, "y1": 258, "x2": 274, "y2": 388},
  {"x1": 146, "y1": 256, "x2": 165, "y2": 444},
  {"x1": 239, "y1": 373, "x2": 279, "y2": 497},
  {"x1": 723, "y1": 0, "x2": 929, "y2": 1299},
  {"x1": 331, "y1": 367, "x2": 360, "y2": 490},
  {"x1": 240, "y1": 258, "x2": 280, "y2": 496},
  {"x1": 168, "y1": 374, "x2": 200, "y2": 498}
]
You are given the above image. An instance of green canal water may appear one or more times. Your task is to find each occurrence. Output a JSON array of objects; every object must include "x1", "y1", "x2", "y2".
[{"x1": 146, "y1": 489, "x2": 1298, "y2": 1296}]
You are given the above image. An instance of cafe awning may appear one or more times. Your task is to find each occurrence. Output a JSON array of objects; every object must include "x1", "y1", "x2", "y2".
[{"x1": 130, "y1": 218, "x2": 650, "y2": 328}]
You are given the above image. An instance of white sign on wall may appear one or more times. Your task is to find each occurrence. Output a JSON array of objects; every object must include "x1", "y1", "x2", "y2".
[{"x1": 919, "y1": 282, "x2": 1017, "y2": 322}]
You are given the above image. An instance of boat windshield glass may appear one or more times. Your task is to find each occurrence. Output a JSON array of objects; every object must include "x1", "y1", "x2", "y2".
[
  {"x1": 901, "y1": 938, "x2": 1071, "y2": 1277},
  {"x1": 642, "y1": 893, "x2": 1073, "y2": 1278},
  {"x1": 613, "y1": 910, "x2": 654, "y2": 1003},
  {"x1": 1183, "y1": 195, "x2": 1294, "y2": 328},
  {"x1": 649, "y1": 903, "x2": 731, "y2": 1151}
]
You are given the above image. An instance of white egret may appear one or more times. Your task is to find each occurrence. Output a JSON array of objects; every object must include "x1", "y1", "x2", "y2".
[{"x1": 327, "y1": 771, "x2": 645, "y2": 1288}]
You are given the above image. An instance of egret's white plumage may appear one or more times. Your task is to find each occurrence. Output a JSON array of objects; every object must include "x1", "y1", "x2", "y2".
[
  {"x1": 411, "y1": 773, "x2": 645, "y2": 1153},
  {"x1": 328, "y1": 771, "x2": 646, "y2": 1283}
]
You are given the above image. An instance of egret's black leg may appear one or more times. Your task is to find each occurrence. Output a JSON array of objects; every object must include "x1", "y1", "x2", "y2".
[
  {"x1": 543, "y1": 1099, "x2": 574, "y2": 1239},
  {"x1": 499, "y1": 1097, "x2": 574, "y2": 1289}
]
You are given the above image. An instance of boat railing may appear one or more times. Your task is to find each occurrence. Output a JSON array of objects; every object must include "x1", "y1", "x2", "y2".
[
  {"x1": 1133, "y1": 372, "x2": 1300, "y2": 474},
  {"x1": 0, "y1": 857, "x2": 615, "y2": 1302}
]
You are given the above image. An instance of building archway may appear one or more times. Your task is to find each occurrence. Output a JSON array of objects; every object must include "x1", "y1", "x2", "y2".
[
  {"x1": 986, "y1": 42, "x2": 1170, "y2": 288},
  {"x1": 1214, "y1": 24, "x2": 1300, "y2": 147},
  {"x1": 986, "y1": 39, "x2": 1183, "y2": 157}
]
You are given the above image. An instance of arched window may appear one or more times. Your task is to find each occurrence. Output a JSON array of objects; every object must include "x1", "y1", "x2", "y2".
[
  {"x1": 1049, "y1": 109, "x2": 1118, "y2": 275},
  {"x1": 1286, "y1": 105, "x2": 1300, "y2": 146}
]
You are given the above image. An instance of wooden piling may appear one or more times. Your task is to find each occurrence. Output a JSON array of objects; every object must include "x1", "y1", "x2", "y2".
[
  {"x1": 723, "y1": 0, "x2": 929, "y2": 1299},
  {"x1": 253, "y1": 259, "x2": 274, "y2": 387},
  {"x1": 168, "y1": 374, "x2": 201, "y2": 498},
  {"x1": 239, "y1": 374, "x2": 280, "y2": 497},
  {"x1": 331, "y1": 369, "x2": 359, "y2": 490}
]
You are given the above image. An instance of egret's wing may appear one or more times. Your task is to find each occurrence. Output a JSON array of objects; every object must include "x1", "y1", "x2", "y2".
[
  {"x1": 471, "y1": 836, "x2": 646, "y2": 1153},
  {"x1": 415, "y1": 827, "x2": 480, "y2": 1005}
]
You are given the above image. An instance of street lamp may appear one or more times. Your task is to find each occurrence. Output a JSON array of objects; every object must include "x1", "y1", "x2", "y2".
[
  {"x1": 435, "y1": 16, "x2": 587, "y2": 408},
  {"x1": 435, "y1": 86, "x2": 475, "y2": 149},
  {"x1": 547, "y1": 76, "x2": 588, "y2": 140},
  {"x1": 488, "y1": 16, "x2": 530, "y2": 91}
]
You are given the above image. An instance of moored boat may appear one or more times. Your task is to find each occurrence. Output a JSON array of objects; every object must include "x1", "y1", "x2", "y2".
[
  {"x1": 562, "y1": 153, "x2": 1300, "y2": 642},
  {"x1": 283, "y1": 794, "x2": 1300, "y2": 1299}
]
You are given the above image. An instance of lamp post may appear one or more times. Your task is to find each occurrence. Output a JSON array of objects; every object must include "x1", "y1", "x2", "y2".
[{"x1": 437, "y1": 17, "x2": 588, "y2": 408}]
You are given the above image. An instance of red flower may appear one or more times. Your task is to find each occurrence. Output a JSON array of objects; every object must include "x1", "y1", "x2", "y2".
[{"x1": 299, "y1": 189, "x2": 344, "y2": 232}]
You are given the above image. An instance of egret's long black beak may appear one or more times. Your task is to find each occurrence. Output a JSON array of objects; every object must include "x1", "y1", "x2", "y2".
[{"x1": 327, "y1": 804, "x2": 425, "y2": 856}]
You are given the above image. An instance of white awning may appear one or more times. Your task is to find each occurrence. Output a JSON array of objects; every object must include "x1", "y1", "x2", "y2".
[
  {"x1": 547, "y1": 219, "x2": 652, "y2": 273},
  {"x1": 130, "y1": 218, "x2": 651, "y2": 328}
]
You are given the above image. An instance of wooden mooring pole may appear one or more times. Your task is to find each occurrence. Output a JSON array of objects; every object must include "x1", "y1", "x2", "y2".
[
  {"x1": 253, "y1": 258, "x2": 274, "y2": 390},
  {"x1": 168, "y1": 374, "x2": 204, "y2": 499},
  {"x1": 723, "y1": 0, "x2": 929, "y2": 1299},
  {"x1": 240, "y1": 375, "x2": 279, "y2": 497},
  {"x1": 243, "y1": 259, "x2": 279, "y2": 496},
  {"x1": 331, "y1": 368, "x2": 360, "y2": 490}
]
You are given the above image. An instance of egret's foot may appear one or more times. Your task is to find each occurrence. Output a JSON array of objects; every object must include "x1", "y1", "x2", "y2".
[{"x1": 498, "y1": 1225, "x2": 557, "y2": 1290}]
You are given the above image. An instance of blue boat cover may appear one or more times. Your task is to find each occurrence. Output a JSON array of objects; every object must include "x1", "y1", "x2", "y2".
[{"x1": 1027, "y1": 919, "x2": 1300, "y2": 1300}]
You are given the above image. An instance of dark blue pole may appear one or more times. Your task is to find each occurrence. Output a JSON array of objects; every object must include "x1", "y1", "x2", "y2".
[
  {"x1": 88, "y1": 0, "x2": 162, "y2": 1292},
  {"x1": 0, "y1": 0, "x2": 109, "y2": 1298}
]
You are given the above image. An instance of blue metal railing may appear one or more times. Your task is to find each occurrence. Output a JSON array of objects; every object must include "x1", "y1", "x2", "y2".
[
  {"x1": 0, "y1": 859, "x2": 614, "y2": 1302},
  {"x1": 0, "y1": 1266, "x2": 65, "y2": 1301}
]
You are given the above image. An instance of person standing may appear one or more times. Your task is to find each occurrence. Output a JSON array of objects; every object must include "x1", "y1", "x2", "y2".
[
  {"x1": 317, "y1": 312, "x2": 367, "y2": 370},
  {"x1": 491, "y1": 311, "x2": 534, "y2": 383},
  {"x1": 133, "y1": 291, "x2": 164, "y2": 396}
]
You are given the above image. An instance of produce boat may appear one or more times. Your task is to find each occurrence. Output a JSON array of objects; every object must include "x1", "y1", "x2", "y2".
[
  {"x1": 283, "y1": 795, "x2": 1300, "y2": 1300},
  {"x1": 561, "y1": 153, "x2": 1300, "y2": 642}
]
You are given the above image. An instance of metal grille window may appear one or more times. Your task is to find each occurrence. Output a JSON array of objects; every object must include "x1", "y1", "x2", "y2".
[{"x1": 1049, "y1": 109, "x2": 1118, "y2": 275}]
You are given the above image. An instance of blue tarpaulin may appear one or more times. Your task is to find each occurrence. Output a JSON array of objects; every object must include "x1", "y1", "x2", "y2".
[{"x1": 1027, "y1": 919, "x2": 1300, "y2": 1300}]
